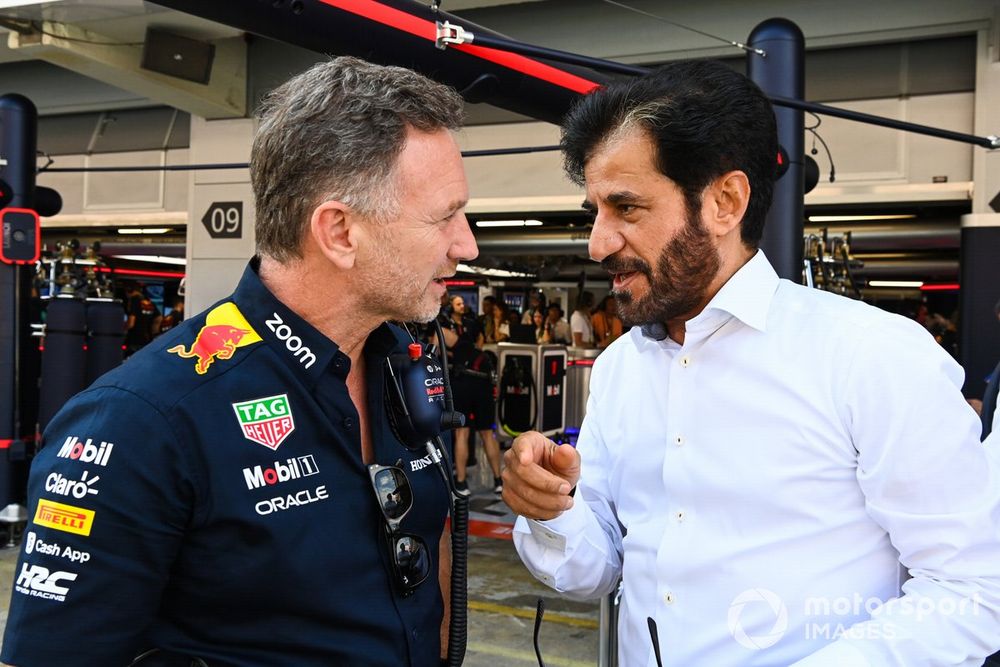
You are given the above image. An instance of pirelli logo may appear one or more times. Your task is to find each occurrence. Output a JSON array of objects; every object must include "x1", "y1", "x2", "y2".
[{"x1": 34, "y1": 499, "x2": 95, "y2": 537}]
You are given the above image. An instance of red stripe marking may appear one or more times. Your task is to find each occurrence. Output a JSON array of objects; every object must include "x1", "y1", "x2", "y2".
[
  {"x1": 317, "y1": 0, "x2": 599, "y2": 95},
  {"x1": 444, "y1": 516, "x2": 515, "y2": 541},
  {"x1": 468, "y1": 518, "x2": 514, "y2": 541}
]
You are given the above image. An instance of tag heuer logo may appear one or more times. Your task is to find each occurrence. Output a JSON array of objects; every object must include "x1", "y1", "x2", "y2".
[{"x1": 232, "y1": 394, "x2": 295, "y2": 450}]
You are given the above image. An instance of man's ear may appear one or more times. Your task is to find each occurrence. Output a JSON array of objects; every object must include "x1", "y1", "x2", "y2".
[
  {"x1": 704, "y1": 170, "x2": 751, "y2": 238},
  {"x1": 309, "y1": 200, "x2": 359, "y2": 270}
]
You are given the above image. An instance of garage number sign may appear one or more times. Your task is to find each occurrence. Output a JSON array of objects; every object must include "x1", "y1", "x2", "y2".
[{"x1": 202, "y1": 202, "x2": 242, "y2": 239}]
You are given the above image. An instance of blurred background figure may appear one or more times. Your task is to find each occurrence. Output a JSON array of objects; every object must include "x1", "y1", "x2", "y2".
[
  {"x1": 570, "y1": 290, "x2": 595, "y2": 348},
  {"x1": 124, "y1": 283, "x2": 161, "y2": 357},
  {"x1": 592, "y1": 295, "x2": 623, "y2": 349},
  {"x1": 158, "y1": 297, "x2": 185, "y2": 334},
  {"x1": 521, "y1": 291, "x2": 546, "y2": 325},
  {"x1": 544, "y1": 303, "x2": 571, "y2": 344}
]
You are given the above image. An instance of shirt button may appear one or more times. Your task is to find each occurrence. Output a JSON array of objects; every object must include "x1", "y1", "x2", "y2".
[
  {"x1": 679, "y1": 356, "x2": 691, "y2": 368},
  {"x1": 674, "y1": 435, "x2": 684, "y2": 447},
  {"x1": 664, "y1": 591, "x2": 675, "y2": 605},
  {"x1": 675, "y1": 510, "x2": 685, "y2": 523},
  {"x1": 342, "y1": 417, "x2": 355, "y2": 429}
]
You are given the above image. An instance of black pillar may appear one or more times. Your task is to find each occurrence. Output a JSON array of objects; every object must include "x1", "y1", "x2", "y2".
[
  {"x1": 748, "y1": 19, "x2": 805, "y2": 282},
  {"x1": 959, "y1": 216, "x2": 1000, "y2": 400},
  {"x1": 0, "y1": 94, "x2": 38, "y2": 509}
]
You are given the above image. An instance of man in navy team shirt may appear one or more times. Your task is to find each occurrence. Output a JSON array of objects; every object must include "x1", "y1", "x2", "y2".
[{"x1": 2, "y1": 57, "x2": 477, "y2": 667}]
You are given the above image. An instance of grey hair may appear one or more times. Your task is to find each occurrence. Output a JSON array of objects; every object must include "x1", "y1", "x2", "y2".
[{"x1": 250, "y1": 56, "x2": 465, "y2": 262}]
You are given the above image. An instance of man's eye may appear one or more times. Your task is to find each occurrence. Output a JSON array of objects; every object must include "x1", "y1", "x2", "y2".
[{"x1": 618, "y1": 204, "x2": 636, "y2": 215}]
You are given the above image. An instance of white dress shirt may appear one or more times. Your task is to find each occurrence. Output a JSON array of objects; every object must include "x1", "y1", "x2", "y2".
[{"x1": 514, "y1": 251, "x2": 1000, "y2": 666}]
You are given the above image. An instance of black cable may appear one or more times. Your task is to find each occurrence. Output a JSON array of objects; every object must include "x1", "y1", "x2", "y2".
[
  {"x1": 447, "y1": 491, "x2": 469, "y2": 667},
  {"x1": 770, "y1": 94, "x2": 998, "y2": 149},
  {"x1": 434, "y1": 319, "x2": 457, "y2": 417},
  {"x1": 38, "y1": 146, "x2": 564, "y2": 174},
  {"x1": 647, "y1": 617, "x2": 664, "y2": 667},
  {"x1": 461, "y1": 31, "x2": 647, "y2": 78},
  {"x1": 533, "y1": 598, "x2": 547, "y2": 667},
  {"x1": 443, "y1": 28, "x2": 1000, "y2": 149},
  {"x1": 430, "y1": 318, "x2": 467, "y2": 667}
]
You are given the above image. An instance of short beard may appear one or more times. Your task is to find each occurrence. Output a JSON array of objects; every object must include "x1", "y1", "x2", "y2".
[{"x1": 602, "y1": 207, "x2": 721, "y2": 329}]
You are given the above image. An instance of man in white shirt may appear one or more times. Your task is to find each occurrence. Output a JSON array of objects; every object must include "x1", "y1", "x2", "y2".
[
  {"x1": 570, "y1": 290, "x2": 596, "y2": 348},
  {"x1": 502, "y1": 60, "x2": 1000, "y2": 666}
]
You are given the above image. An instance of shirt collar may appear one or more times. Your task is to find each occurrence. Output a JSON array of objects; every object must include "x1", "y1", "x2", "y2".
[
  {"x1": 636, "y1": 250, "x2": 779, "y2": 347},
  {"x1": 690, "y1": 249, "x2": 778, "y2": 333},
  {"x1": 231, "y1": 258, "x2": 342, "y2": 385}
]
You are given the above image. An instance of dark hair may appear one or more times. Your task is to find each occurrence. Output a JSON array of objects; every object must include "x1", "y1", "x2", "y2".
[
  {"x1": 561, "y1": 60, "x2": 777, "y2": 247},
  {"x1": 251, "y1": 57, "x2": 464, "y2": 261},
  {"x1": 576, "y1": 290, "x2": 595, "y2": 311}
]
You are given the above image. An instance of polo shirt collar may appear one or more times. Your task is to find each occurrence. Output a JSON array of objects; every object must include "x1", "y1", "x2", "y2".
[{"x1": 231, "y1": 258, "x2": 341, "y2": 385}]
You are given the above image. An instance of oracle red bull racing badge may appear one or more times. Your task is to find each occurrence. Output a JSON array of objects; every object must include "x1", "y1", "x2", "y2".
[
  {"x1": 233, "y1": 394, "x2": 295, "y2": 450},
  {"x1": 168, "y1": 302, "x2": 262, "y2": 374}
]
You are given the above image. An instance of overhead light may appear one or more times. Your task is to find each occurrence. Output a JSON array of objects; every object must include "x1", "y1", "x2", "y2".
[
  {"x1": 475, "y1": 219, "x2": 544, "y2": 228},
  {"x1": 0, "y1": 0, "x2": 57, "y2": 8},
  {"x1": 112, "y1": 255, "x2": 187, "y2": 266},
  {"x1": 808, "y1": 214, "x2": 916, "y2": 223},
  {"x1": 457, "y1": 263, "x2": 534, "y2": 278},
  {"x1": 867, "y1": 280, "x2": 923, "y2": 288},
  {"x1": 117, "y1": 227, "x2": 173, "y2": 234}
]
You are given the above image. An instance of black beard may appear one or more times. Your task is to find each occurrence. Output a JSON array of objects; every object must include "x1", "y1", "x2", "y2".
[{"x1": 602, "y1": 212, "x2": 720, "y2": 329}]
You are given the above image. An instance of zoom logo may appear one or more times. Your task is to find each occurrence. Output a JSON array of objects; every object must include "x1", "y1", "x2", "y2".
[{"x1": 727, "y1": 588, "x2": 788, "y2": 650}]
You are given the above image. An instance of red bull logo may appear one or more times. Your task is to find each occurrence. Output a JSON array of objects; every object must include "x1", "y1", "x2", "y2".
[{"x1": 168, "y1": 303, "x2": 262, "y2": 374}]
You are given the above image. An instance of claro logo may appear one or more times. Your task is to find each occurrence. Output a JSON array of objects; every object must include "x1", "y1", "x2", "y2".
[{"x1": 265, "y1": 313, "x2": 316, "y2": 369}]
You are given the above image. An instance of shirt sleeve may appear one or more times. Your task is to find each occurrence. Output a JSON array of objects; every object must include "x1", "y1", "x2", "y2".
[
  {"x1": 1, "y1": 386, "x2": 199, "y2": 667},
  {"x1": 513, "y1": 359, "x2": 623, "y2": 600},
  {"x1": 797, "y1": 316, "x2": 1000, "y2": 665}
]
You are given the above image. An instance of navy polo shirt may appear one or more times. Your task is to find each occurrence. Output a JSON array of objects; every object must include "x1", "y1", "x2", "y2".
[{"x1": 2, "y1": 260, "x2": 450, "y2": 667}]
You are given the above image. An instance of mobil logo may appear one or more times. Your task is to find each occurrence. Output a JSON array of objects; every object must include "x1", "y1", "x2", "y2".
[
  {"x1": 243, "y1": 455, "x2": 319, "y2": 490},
  {"x1": 56, "y1": 436, "x2": 114, "y2": 467}
]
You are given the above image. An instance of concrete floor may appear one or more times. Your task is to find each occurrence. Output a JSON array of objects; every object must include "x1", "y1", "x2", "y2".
[{"x1": 0, "y1": 483, "x2": 602, "y2": 665}]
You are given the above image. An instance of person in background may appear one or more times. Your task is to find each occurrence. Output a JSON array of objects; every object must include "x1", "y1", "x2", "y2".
[
  {"x1": 506, "y1": 305, "x2": 522, "y2": 331},
  {"x1": 531, "y1": 309, "x2": 549, "y2": 344},
  {"x1": 591, "y1": 295, "x2": 623, "y2": 349},
  {"x1": 158, "y1": 297, "x2": 185, "y2": 334},
  {"x1": 521, "y1": 292, "x2": 545, "y2": 325},
  {"x1": 981, "y1": 297, "x2": 1000, "y2": 441},
  {"x1": 479, "y1": 295, "x2": 498, "y2": 342},
  {"x1": 443, "y1": 294, "x2": 504, "y2": 497},
  {"x1": 569, "y1": 290, "x2": 595, "y2": 348},
  {"x1": 544, "y1": 303, "x2": 571, "y2": 345},
  {"x1": 2, "y1": 57, "x2": 477, "y2": 667},
  {"x1": 123, "y1": 284, "x2": 162, "y2": 356},
  {"x1": 503, "y1": 59, "x2": 1000, "y2": 666}
]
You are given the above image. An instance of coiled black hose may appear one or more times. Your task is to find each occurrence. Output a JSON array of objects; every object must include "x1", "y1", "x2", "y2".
[{"x1": 448, "y1": 493, "x2": 469, "y2": 667}]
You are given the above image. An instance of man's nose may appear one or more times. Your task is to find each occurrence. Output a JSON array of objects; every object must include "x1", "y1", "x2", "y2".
[
  {"x1": 451, "y1": 212, "x2": 479, "y2": 261},
  {"x1": 588, "y1": 212, "x2": 624, "y2": 263}
]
